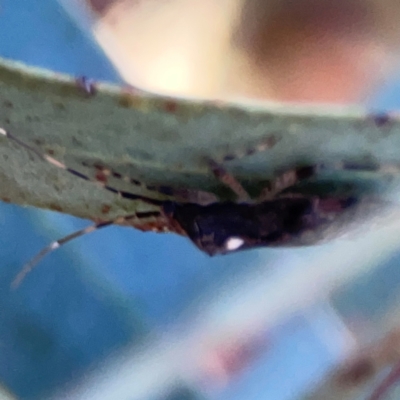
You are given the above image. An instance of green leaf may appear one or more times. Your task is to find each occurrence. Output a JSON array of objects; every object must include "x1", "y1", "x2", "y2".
[{"x1": 0, "y1": 56, "x2": 398, "y2": 226}]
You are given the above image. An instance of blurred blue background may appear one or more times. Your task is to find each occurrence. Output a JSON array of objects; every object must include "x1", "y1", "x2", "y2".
[{"x1": 1, "y1": 1, "x2": 400, "y2": 400}]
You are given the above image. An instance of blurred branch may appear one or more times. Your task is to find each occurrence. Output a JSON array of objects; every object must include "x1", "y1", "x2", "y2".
[{"x1": 304, "y1": 294, "x2": 400, "y2": 399}]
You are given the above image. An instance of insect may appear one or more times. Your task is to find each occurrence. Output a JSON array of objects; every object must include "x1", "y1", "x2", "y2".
[{"x1": 0, "y1": 127, "x2": 358, "y2": 288}]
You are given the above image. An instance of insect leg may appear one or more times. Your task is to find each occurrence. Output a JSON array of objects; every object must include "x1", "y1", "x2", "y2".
[
  {"x1": 258, "y1": 165, "x2": 317, "y2": 200},
  {"x1": 217, "y1": 136, "x2": 278, "y2": 163},
  {"x1": 211, "y1": 136, "x2": 314, "y2": 201},
  {"x1": 207, "y1": 159, "x2": 316, "y2": 202},
  {"x1": 11, "y1": 212, "x2": 160, "y2": 289},
  {"x1": 207, "y1": 159, "x2": 251, "y2": 202}
]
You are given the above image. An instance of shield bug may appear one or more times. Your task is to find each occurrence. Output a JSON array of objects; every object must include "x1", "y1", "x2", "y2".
[{"x1": 0, "y1": 127, "x2": 358, "y2": 288}]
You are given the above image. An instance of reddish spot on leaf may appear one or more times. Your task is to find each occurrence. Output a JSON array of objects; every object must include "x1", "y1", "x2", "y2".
[
  {"x1": 95, "y1": 171, "x2": 108, "y2": 183},
  {"x1": 164, "y1": 100, "x2": 178, "y2": 113},
  {"x1": 101, "y1": 204, "x2": 112, "y2": 215},
  {"x1": 48, "y1": 203, "x2": 63, "y2": 213}
]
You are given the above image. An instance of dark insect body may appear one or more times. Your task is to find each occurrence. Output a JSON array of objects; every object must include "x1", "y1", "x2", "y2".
[
  {"x1": 167, "y1": 197, "x2": 357, "y2": 255},
  {"x1": 0, "y1": 127, "x2": 357, "y2": 288}
]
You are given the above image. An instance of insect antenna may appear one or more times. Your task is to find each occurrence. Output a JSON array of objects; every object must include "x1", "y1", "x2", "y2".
[
  {"x1": 11, "y1": 212, "x2": 160, "y2": 289},
  {"x1": 0, "y1": 127, "x2": 170, "y2": 287},
  {"x1": 0, "y1": 127, "x2": 164, "y2": 207}
]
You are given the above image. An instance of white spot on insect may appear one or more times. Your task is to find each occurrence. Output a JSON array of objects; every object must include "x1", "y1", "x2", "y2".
[
  {"x1": 225, "y1": 237, "x2": 245, "y2": 251},
  {"x1": 50, "y1": 242, "x2": 60, "y2": 250},
  {"x1": 0, "y1": 128, "x2": 7, "y2": 136}
]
